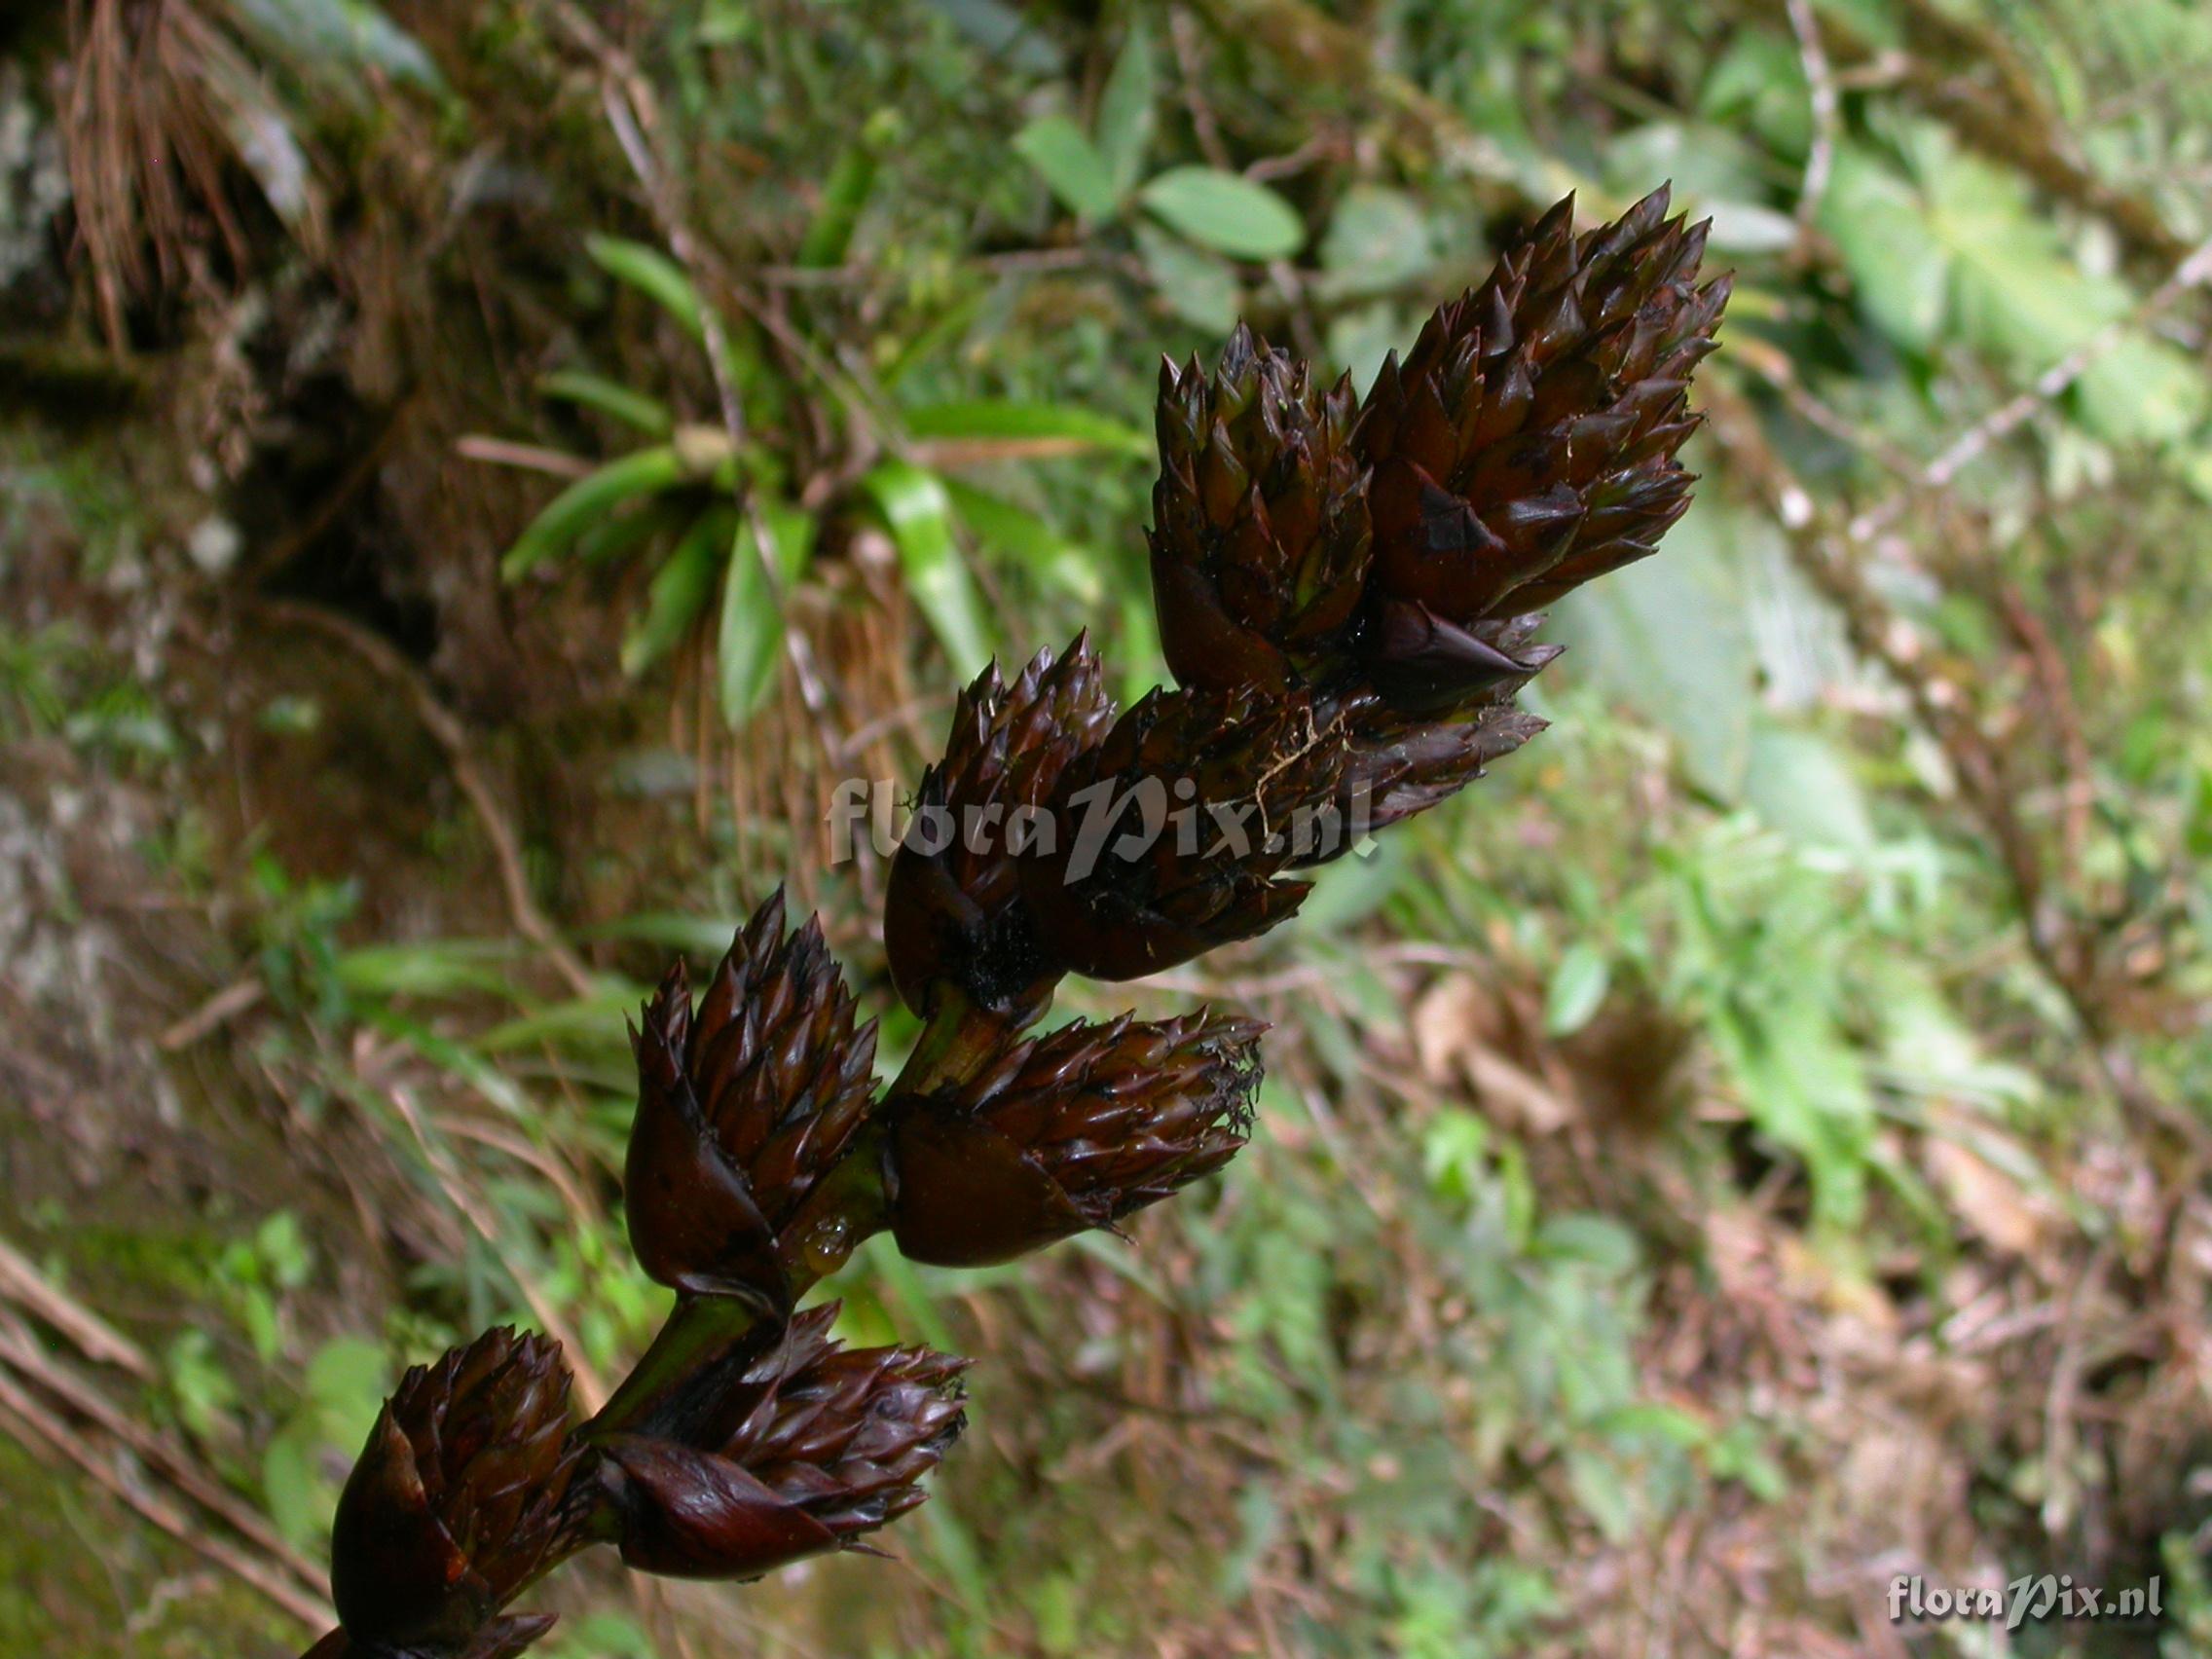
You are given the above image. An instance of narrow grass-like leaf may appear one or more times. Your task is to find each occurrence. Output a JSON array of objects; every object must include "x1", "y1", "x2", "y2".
[
  {"x1": 621, "y1": 507, "x2": 731, "y2": 676},
  {"x1": 337, "y1": 939, "x2": 534, "y2": 1001},
  {"x1": 501, "y1": 446, "x2": 687, "y2": 579},
  {"x1": 905, "y1": 398, "x2": 1150, "y2": 457},
  {"x1": 859, "y1": 460, "x2": 993, "y2": 671},
  {"x1": 586, "y1": 234, "x2": 707, "y2": 341},
  {"x1": 537, "y1": 370, "x2": 674, "y2": 435},
  {"x1": 799, "y1": 142, "x2": 881, "y2": 268},
  {"x1": 574, "y1": 494, "x2": 693, "y2": 569},
  {"x1": 719, "y1": 502, "x2": 818, "y2": 728},
  {"x1": 941, "y1": 479, "x2": 1102, "y2": 603}
]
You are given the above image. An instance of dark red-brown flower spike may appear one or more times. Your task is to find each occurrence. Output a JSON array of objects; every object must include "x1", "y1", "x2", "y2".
[
  {"x1": 328, "y1": 1329, "x2": 585, "y2": 1659},
  {"x1": 1356, "y1": 183, "x2": 1728, "y2": 632},
  {"x1": 626, "y1": 889, "x2": 879, "y2": 1314},
  {"x1": 885, "y1": 1010, "x2": 1263, "y2": 1266},
  {"x1": 1139, "y1": 188, "x2": 1727, "y2": 852},
  {"x1": 1019, "y1": 685, "x2": 1346, "y2": 977},
  {"x1": 601, "y1": 1304, "x2": 967, "y2": 1580},
  {"x1": 308, "y1": 181, "x2": 1724, "y2": 1659},
  {"x1": 1150, "y1": 326, "x2": 1372, "y2": 695},
  {"x1": 884, "y1": 638, "x2": 1114, "y2": 1025}
]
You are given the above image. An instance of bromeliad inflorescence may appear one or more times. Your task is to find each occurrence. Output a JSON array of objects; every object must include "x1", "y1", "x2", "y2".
[{"x1": 307, "y1": 186, "x2": 1727, "y2": 1657}]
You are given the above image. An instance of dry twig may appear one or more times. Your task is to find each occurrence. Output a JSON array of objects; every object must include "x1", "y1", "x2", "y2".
[
  {"x1": 1785, "y1": 0, "x2": 1839, "y2": 234},
  {"x1": 0, "y1": 1235, "x2": 151, "y2": 1380},
  {"x1": 0, "y1": 1368, "x2": 332, "y2": 1631},
  {"x1": 0, "y1": 1311, "x2": 323, "y2": 1593}
]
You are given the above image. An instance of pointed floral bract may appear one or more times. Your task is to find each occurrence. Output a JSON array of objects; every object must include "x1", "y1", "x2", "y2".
[
  {"x1": 626, "y1": 889, "x2": 878, "y2": 1313},
  {"x1": 329, "y1": 1329, "x2": 584, "y2": 1657},
  {"x1": 602, "y1": 1304, "x2": 967, "y2": 1580},
  {"x1": 1151, "y1": 325, "x2": 1372, "y2": 695},
  {"x1": 886, "y1": 1010, "x2": 1262, "y2": 1266},
  {"x1": 1356, "y1": 184, "x2": 1729, "y2": 631},
  {"x1": 1018, "y1": 684, "x2": 1346, "y2": 978},
  {"x1": 884, "y1": 638, "x2": 1114, "y2": 1024}
]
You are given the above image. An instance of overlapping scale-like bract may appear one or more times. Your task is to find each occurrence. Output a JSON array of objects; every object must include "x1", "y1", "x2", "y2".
[
  {"x1": 601, "y1": 1304, "x2": 966, "y2": 1580},
  {"x1": 1358, "y1": 184, "x2": 1729, "y2": 627},
  {"x1": 1019, "y1": 683, "x2": 1346, "y2": 978},
  {"x1": 1144, "y1": 187, "x2": 1729, "y2": 850},
  {"x1": 626, "y1": 889, "x2": 878, "y2": 1312},
  {"x1": 1151, "y1": 326, "x2": 1371, "y2": 695},
  {"x1": 886, "y1": 1010, "x2": 1263, "y2": 1267},
  {"x1": 329, "y1": 1329, "x2": 586, "y2": 1659},
  {"x1": 884, "y1": 638, "x2": 1115, "y2": 1023}
]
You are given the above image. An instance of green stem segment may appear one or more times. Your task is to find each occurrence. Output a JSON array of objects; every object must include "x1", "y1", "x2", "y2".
[
  {"x1": 580, "y1": 1292, "x2": 765, "y2": 1445},
  {"x1": 893, "y1": 981, "x2": 1036, "y2": 1097},
  {"x1": 577, "y1": 980, "x2": 1013, "y2": 1447}
]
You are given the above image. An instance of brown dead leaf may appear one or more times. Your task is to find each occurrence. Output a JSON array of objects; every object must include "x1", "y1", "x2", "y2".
[
  {"x1": 1925, "y1": 1135, "x2": 2048, "y2": 1257},
  {"x1": 1409, "y1": 973, "x2": 1574, "y2": 1132}
]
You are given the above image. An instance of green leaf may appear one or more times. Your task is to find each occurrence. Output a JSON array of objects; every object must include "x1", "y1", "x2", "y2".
[
  {"x1": 230, "y1": 0, "x2": 445, "y2": 92},
  {"x1": 798, "y1": 137, "x2": 882, "y2": 269},
  {"x1": 1543, "y1": 942, "x2": 1611, "y2": 1036},
  {"x1": 574, "y1": 494, "x2": 692, "y2": 569},
  {"x1": 1133, "y1": 220, "x2": 1241, "y2": 332},
  {"x1": 1602, "y1": 121, "x2": 1765, "y2": 215},
  {"x1": 1317, "y1": 186, "x2": 1434, "y2": 299},
  {"x1": 536, "y1": 369, "x2": 673, "y2": 435},
  {"x1": 261, "y1": 1431, "x2": 324, "y2": 1548},
  {"x1": 585, "y1": 235, "x2": 706, "y2": 341},
  {"x1": 1713, "y1": 994, "x2": 1873, "y2": 1231},
  {"x1": 337, "y1": 939, "x2": 529, "y2": 1000},
  {"x1": 1095, "y1": 21, "x2": 1158, "y2": 199},
  {"x1": 1013, "y1": 116, "x2": 1122, "y2": 220},
  {"x1": 1295, "y1": 841, "x2": 1409, "y2": 934},
  {"x1": 1819, "y1": 145, "x2": 1950, "y2": 351},
  {"x1": 1697, "y1": 30, "x2": 1811, "y2": 155},
  {"x1": 1550, "y1": 504, "x2": 1760, "y2": 800},
  {"x1": 941, "y1": 480, "x2": 1102, "y2": 603},
  {"x1": 473, "y1": 988, "x2": 648, "y2": 1056},
  {"x1": 1139, "y1": 166, "x2": 1306, "y2": 260},
  {"x1": 621, "y1": 509, "x2": 730, "y2": 677},
  {"x1": 719, "y1": 504, "x2": 817, "y2": 728},
  {"x1": 858, "y1": 461, "x2": 993, "y2": 672},
  {"x1": 1566, "y1": 1447, "x2": 1638, "y2": 1542},
  {"x1": 1536, "y1": 1213, "x2": 1641, "y2": 1274},
  {"x1": 537, "y1": 1612, "x2": 660, "y2": 1659},
  {"x1": 500, "y1": 446, "x2": 688, "y2": 580},
  {"x1": 925, "y1": 0, "x2": 1062, "y2": 75},
  {"x1": 1745, "y1": 723, "x2": 1876, "y2": 853},
  {"x1": 1820, "y1": 129, "x2": 2207, "y2": 447},
  {"x1": 304, "y1": 1337, "x2": 391, "y2": 1433},
  {"x1": 1701, "y1": 200, "x2": 1798, "y2": 253},
  {"x1": 2079, "y1": 335, "x2": 2209, "y2": 446},
  {"x1": 1326, "y1": 301, "x2": 1412, "y2": 394},
  {"x1": 904, "y1": 398, "x2": 1150, "y2": 457}
]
